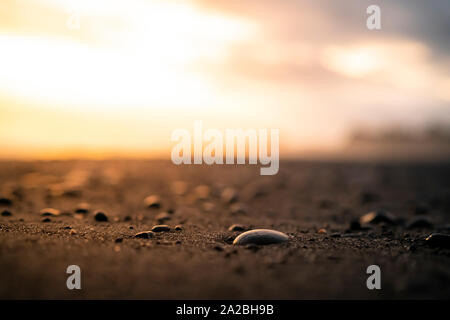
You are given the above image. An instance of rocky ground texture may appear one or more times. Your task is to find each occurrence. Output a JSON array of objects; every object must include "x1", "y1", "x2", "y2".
[{"x1": 0, "y1": 160, "x2": 449, "y2": 299}]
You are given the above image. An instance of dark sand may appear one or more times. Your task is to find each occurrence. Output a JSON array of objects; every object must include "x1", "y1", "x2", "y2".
[{"x1": 0, "y1": 160, "x2": 449, "y2": 299}]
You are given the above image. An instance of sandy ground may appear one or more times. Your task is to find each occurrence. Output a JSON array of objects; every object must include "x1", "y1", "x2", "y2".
[{"x1": 0, "y1": 160, "x2": 449, "y2": 299}]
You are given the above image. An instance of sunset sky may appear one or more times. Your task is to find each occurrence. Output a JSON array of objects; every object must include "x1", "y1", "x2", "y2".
[{"x1": 0, "y1": 0, "x2": 449, "y2": 159}]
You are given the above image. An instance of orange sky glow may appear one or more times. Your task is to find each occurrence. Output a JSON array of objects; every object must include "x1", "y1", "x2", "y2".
[{"x1": 0, "y1": 0, "x2": 449, "y2": 159}]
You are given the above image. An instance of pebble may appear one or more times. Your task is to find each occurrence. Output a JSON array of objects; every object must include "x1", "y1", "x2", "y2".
[
  {"x1": 134, "y1": 231, "x2": 154, "y2": 239},
  {"x1": 350, "y1": 219, "x2": 362, "y2": 230},
  {"x1": 230, "y1": 203, "x2": 247, "y2": 215},
  {"x1": 221, "y1": 188, "x2": 238, "y2": 204},
  {"x1": 40, "y1": 208, "x2": 61, "y2": 217},
  {"x1": 63, "y1": 189, "x2": 82, "y2": 198},
  {"x1": 202, "y1": 202, "x2": 215, "y2": 212},
  {"x1": 233, "y1": 229, "x2": 289, "y2": 245},
  {"x1": 341, "y1": 233, "x2": 361, "y2": 238},
  {"x1": 75, "y1": 202, "x2": 90, "y2": 214},
  {"x1": 406, "y1": 216, "x2": 433, "y2": 230},
  {"x1": 424, "y1": 233, "x2": 450, "y2": 249},
  {"x1": 0, "y1": 197, "x2": 12, "y2": 206},
  {"x1": 1, "y1": 210, "x2": 12, "y2": 216},
  {"x1": 171, "y1": 181, "x2": 187, "y2": 196},
  {"x1": 151, "y1": 225, "x2": 171, "y2": 232},
  {"x1": 94, "y1": 211, "x2": 108, "y2": 222},
  {"x1": 330, "y1": 233, "x2": 341, "y2": 238},
  {"x1": 317, "y1": 228, "x2": 327, "y2": 234},
  {"x1": 228, "y1": 224, "x2": 245, "y2": 232},
  {"x1": 242, "y1": 182, "x2": 267, "y2": 200},
  {"x1": 174, "y1": 225, "x2": 183, "y2": 231},
  {"x1": 70, "y1": 229, "x2": 77, "y2": 235},
  {"x1": 144, "y1": 195, "x2": 161, "y2": 209},
  {"x1": 349, "y1": 219, "x2": 371, "y2": 231},
  {"x1": 194, "y1": 185, "x2": 210, "y2": 200},
  {"x1": 360, "y1": 191, "x2": 379, "y2": 204},
  {"x1": 359, "y1": 210, "x2": 397, "y2": 225},
  {"x1": 41, "y1": 218, "x2": 51, "y2": 223},
  {"x1": 155, "y1": 212, "x2": 171, "y2": 223}
]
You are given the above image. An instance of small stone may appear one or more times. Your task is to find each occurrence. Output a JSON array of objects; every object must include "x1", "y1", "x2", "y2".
[
  {"x1": 41, "y1": 218, "x2": 51, "y2": 223},
  {"x1": 113, "y1": 216, "x2": 120, "y2": 222},
  {"x1": 74, "y1": 213, "x2": 85, "y2": 220},
  {"x1": 0, "y1": 197, "x2": 12, "y2": 206},
  {"x1": 151, "y1": 225, "x2": 170, "y2": 232},
  {"x1": 424, "y1": 233, "x2": 450, "y2": 249},
  {"x1": 230, "y1": 203, "x2": 247, "y2": 215},
  {"x1": 341, "y1": 233, "x2": 361, "y2": 238},
  {"x1": 242, "y1": 182, "x2": 267, "y2": 200},
  {"x1": 63, "y1": 189, "x2": 82, "y2": 198},
  {"x1": 360, "y1": 191, "x2": 379, "y2": 204},
  {"x1": 1, "y1": 210, "x2": 12, "y2": 216},
  {"x1": 350, "y1": 219, "x2": 362, "y2": 230},
  {"x1": 330, "y1": 233, "x2": 341, "y2": 238},
  {"x1": 40, "y1": 208, "x2": 61, "y2": 216},
  {"x1": 202, "y1": 202, "x2": 215, "y2": 212},
  {"x1": 221, "y1": 188, "x2": 238, "y2": 204},
  {"x1": 155, "y1": 212, "x2": 171, "y2": 223},
  {"x1": 115, "y1": 237, "x2": 123, "y2": 243},
  {"x1": 174, "y1": 225, "x2": 183, "y2": 231},
  {"x1": 359, "y1": 210, "x2": 397, "y2": 225},
  {"x1": 228, "y1": 224, "x2": 245, "y2": 232},
  {"x1": 129, "y1": 226, "x2": 134, "y2": 229},
  {"x1": 233, "y1": 229, "x2": 289, "y2": 245},
  {"x1": 134, "y1": 231, "x2": 154, "y2": 239},
  {"x1": 94, "y1": 211, "x2": 108, "y2": 222},
  {"x1": 144, "y1": 195, "x2": 161, "y2": 209},
  {"x1": 406, "y1": 216, "x2": 433, "y2": 230},
  {"x1": 171, "y1": 181, "x2": 187, "y2": 196},
  {"x1": 75, "y1": 202, "x2": 90, "y2": 214},
  {"x1": 70, "y1": 229, "x2": 77, "y2": 235},
  {"x1": 317, "y1": 228, "x2": 327, "y2": 234},
  {"x1": 194, "y1": 185, "x2": 210, "y2": 200}
]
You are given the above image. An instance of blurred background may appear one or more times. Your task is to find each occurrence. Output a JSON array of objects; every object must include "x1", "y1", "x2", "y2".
[{"x1": 0, "y1": 0, "x2": 449, "y2": 160}]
